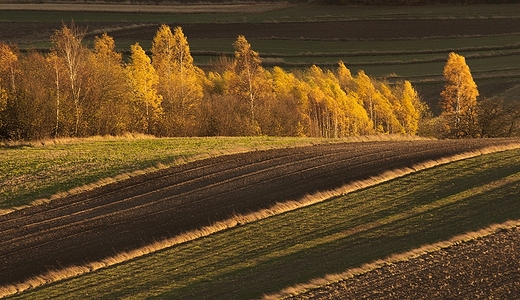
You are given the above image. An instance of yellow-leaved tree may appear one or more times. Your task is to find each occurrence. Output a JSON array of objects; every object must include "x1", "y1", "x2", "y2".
[
  {"x1": 266, "y1": 66, "x2": 309, "y2": 136},
  {"x1": 375, "y1": 81, "x2": 405, "y2": 134},
  {"x1": 354, "y1": 70, "x2": 400, "y2": 133},
  {"x1": 303, "y1": 65, "x2": 371, "y2": 137},
  {"x1": 231, "y1": 35, "x2": 263, "y2": 134},
  {"x1": 89, "y1": 33, "x2": 131, "y2": 135},
  {"x1": 126, "y1": 42, "x2": 162, "y2": 134},
  {"x1": 397, "y1": 80, "x2": 422, "y2": 135},
  {"x1": 440, "y1": 52, "x2": 479, "y2": 138},
  {"x1": 152, "y1": 25, "x2": 204, "y2": 136},
  {"x1": 0, "y1": 43, "x2": 17, "y2": 135}
]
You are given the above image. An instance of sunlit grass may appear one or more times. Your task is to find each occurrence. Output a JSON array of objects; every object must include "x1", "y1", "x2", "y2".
[{"x1": 7, "y1": 148, "x2": 520, "y2": 300}]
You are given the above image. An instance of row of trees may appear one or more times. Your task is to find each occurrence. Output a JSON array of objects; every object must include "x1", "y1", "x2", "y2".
[{"x1": 0, "y1": 24, "x2": 428, "y2": 140}]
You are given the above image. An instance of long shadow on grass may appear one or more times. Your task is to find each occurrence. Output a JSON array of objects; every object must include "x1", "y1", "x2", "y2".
[{"x1": 158, "y1": 165, "x2": 520, "y2": 299}]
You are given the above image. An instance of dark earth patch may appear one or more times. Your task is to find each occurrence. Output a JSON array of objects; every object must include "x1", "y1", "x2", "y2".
[
  {"x1": 293, "y1": 226, "x2": 520, "y2": 299},
  {"x1": 2, "y1": 18, "x2": 520, "y2": 44}
]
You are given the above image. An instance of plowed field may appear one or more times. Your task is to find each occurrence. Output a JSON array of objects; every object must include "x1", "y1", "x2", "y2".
[
  {"x1": 3, "y1": 18, "x2": 520, "y2": 45},
  {"x1": 292, "y1": 226, "x2": 520, "y2": 300},
  {"x1": 0, "y1": 139, "x2": 518, "y2": 287}
]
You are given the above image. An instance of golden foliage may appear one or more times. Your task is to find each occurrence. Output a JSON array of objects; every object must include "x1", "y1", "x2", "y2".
[
  {"x1": 126, "y1": 42, "x2": 162, "y2": 134},
  {"x1": 440, "y1": 52, "x2": 480, "y2": 138},
  {"x1": 1, "y1": 24, "x2": 429, "y2": 140}
]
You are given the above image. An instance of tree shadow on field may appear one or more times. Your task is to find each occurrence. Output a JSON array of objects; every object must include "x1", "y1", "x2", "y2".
[{"x1": 158, "y1": 172, "x2": 520, "y2": 299}]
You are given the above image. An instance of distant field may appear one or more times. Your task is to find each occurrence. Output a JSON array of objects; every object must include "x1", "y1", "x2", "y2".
[
  {"x1": 7, "y1": 147, "x2": 520, "y2": 299},
  {"x1": 0, "y1": 3, "x2": 288, "y2": 14},
  {"x1": 2, "y1": 4, "x2": 520, "y2": 108}
]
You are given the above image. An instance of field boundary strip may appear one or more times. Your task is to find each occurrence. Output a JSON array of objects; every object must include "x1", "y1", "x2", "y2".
[
  {"x1": 1, "y1": 142, "x2": 520, "y2": 298},
  {"x1": 265, "y1": 218, "x2": 520, "y2": 299}
]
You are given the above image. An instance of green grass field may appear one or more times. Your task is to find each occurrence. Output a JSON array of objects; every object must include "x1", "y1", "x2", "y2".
[{"x1": 7, "y1": 147, "x2": 520, "y2": 299}]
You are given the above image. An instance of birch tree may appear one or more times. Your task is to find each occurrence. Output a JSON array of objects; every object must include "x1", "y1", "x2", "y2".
[
  {"x1": 355, "y1": 71, "x2": 398, "y2": 133},
  {"x1": 152, "y1": 25, "x2": 203, "y2": 136},
  {"x1": 440, "y1": 52, "x2": 479, "y2": 138},
  {"x1": 88, "y1": 33, "x2": 131, "y2": 135},
  {"x1": 126, "y1": 43, "x2": 162, "y2": 134},
  {"x1": 232, "y1": 35, "x2": 263, "y2": 134},
  {"x1": 51, "y1": 22, "x2": 88, "y2": 136}
]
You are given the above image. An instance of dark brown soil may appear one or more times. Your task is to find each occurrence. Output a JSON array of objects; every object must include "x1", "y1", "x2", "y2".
[
  {"x1": 0, "y1": 139, "x2": 518, "y2": 287},
  {"x1": 135, "y1": 18, "x2": 520, "y2": 40},
  {"x1": 293, "y1": 226, "x2": 520, "y2": 300}
]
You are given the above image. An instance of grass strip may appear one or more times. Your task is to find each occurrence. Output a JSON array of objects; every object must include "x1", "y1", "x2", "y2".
[{"x1": 5, "y1": 147, "x2": 520, "y2": 300}]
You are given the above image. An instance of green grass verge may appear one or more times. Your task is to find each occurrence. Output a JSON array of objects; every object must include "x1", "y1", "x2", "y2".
[
  {"x1": 8, "y1": 148, "x2": 520, "y2": 299},
  {"x1": 1, "y1": 135, "x2": 394, "y2": 210}
]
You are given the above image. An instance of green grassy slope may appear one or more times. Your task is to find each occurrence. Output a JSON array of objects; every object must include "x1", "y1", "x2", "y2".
[{"x1": 7, "y1": 147, "x2": 520, "y2": 299}]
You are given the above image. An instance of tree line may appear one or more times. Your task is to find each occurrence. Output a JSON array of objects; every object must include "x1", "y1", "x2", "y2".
[{"x1": 0, "y1": 23, "x2": 430, "y2": 140}]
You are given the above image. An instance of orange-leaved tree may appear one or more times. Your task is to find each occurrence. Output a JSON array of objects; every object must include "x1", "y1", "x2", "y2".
[
  {"x1": 354, "y1": 70, "x2": 399, "y2": 133},
  {"x1": 440, "y1": 52, "x2": 479, "y2": 138}
]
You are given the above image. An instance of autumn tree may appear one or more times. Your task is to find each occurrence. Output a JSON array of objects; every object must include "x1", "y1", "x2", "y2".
[
  {"x1": 151, "y1": 25, "x2": 204, "y2": 136},
  {"x1": 16, "y1": 52, "x2": 59, "y2": 139},
  {"x1": 45, "y1": 52, "x2": 64, "y2": 137},
  {"x1": 336, "y1": 61, "x2": 354, "y2": 91},
  {"x1": 51, "y1": 22, "x2": 89, "y2": 136},
  {"x1": 200, "y1": 70, "x2": 245, "y2": 136},
  {"x1": 354, "y1": 70, "x2": 399, "y2": 133},
  {"x1": 375, "y1": 81, "x2": 405, "y2": 134},
  {"x1": 0, "y1": 43, "x2": 18, "y2": 138},
  {"x1": 85, "y1": 33, "x2": 131, "y2": 135},
  {"x1": 302, "y1": 65, "x2": 371, "y2": 137},
  {"x1": 478, "y1": 97, "x2": 520, "y2": 137},
  {"x1": 267, "y1": 66, "x2": 308, "y2": 136},
  {"x1": 231, "y1": 35, "x2": 263, "y2": 134},
  {"x1": 0, "y1": 43, "x2": 17, "y2": 93},
  {"x1": 126, "y1": 43, "x2": 162, "y2": 134},
  {"x1": 396, "y1": 80, "x2": 422, "y2": 135},
  {"x1": 440, "y1": 52, "x2": 479, "y2": 138}
]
